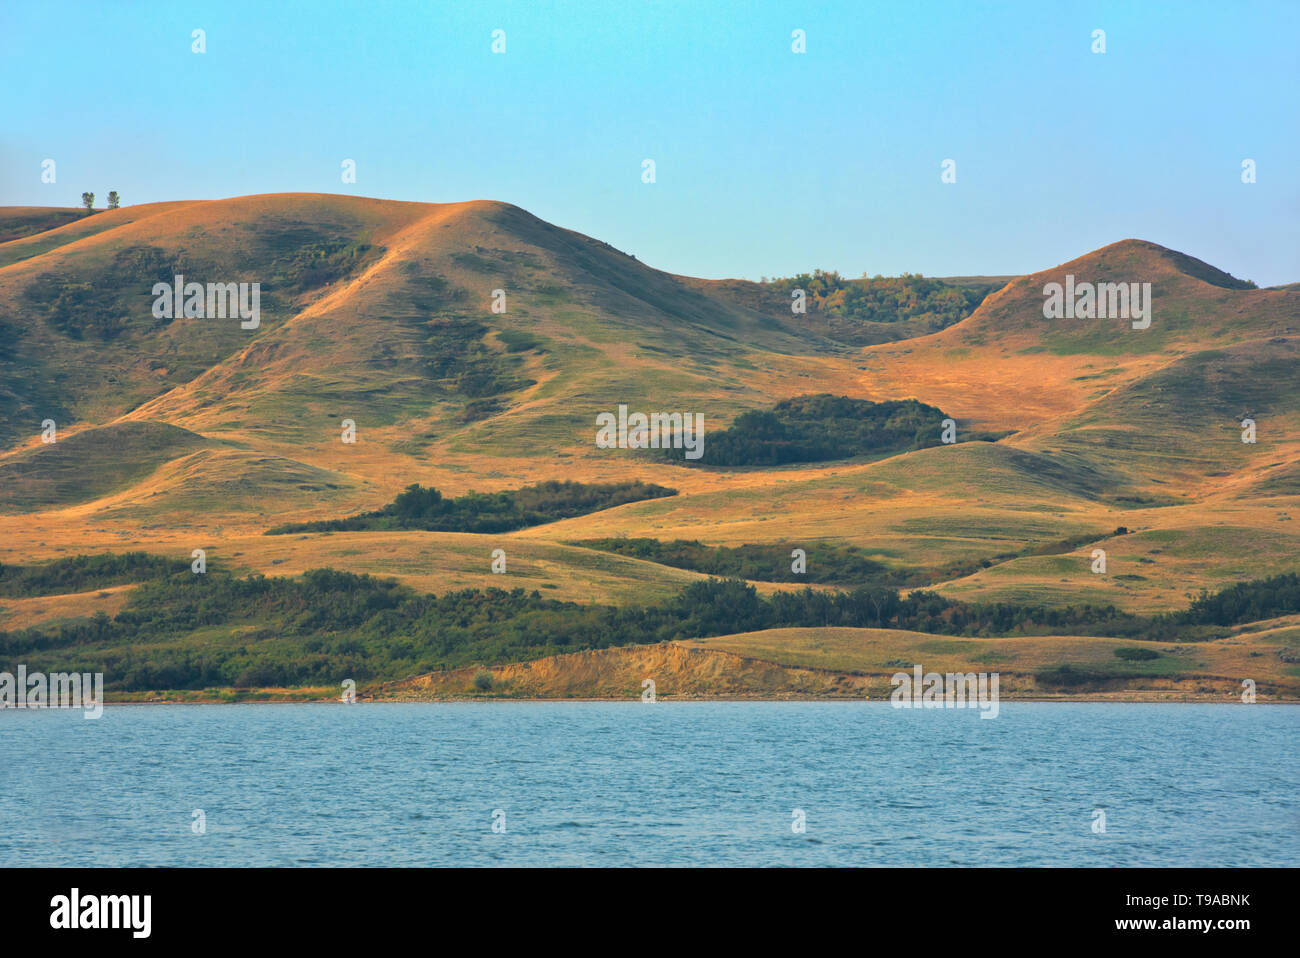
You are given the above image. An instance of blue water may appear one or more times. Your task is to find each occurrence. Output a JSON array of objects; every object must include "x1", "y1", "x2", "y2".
[{"x1": 1, "y1": 702, "x2": 1295, "y2": 866}]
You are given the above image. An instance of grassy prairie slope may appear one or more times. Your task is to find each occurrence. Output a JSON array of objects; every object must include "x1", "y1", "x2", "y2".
[
  {"x1": 0, "y1": 203, "x2": 196, "y2": 268},
  {"x1": 0, "y1": 197, "x2": 1297, "y2": 690}
]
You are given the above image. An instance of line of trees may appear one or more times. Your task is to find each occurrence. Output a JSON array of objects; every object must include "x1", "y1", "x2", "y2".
[
  {"x1": 6, "y1": 562, "x2": 1294, "y2": 692},
  {"x1": 267, "y1": 480, "x2": 677, "y2": 535},
  {"x1": 577, "y1": 537, "x2": 904, "y2": 586},
  {"x1": 0, "y1": 552, "x2": 187, "y2": 597},
  {"x1": 580, "y1": 528, "x2": 1131, "y2": 588},
  {"x1": 663, "y1": 394, "x2": 956, "y2": 467},
  {"x1": 80, "y1": 191, "x2": 120, "y2": 212},
  {"x1": 764, "y1": 271, "x2": 989, "y2": 327}
]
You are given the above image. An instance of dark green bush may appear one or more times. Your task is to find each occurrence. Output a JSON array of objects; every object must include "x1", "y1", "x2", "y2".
[{"x1": 1114, "y1": 647, "x2": 1160, "y2": 661}]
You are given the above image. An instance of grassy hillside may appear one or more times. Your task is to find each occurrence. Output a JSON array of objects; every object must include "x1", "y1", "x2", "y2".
[
  {"x1": 0, "y1": 207, "x2": 86, "y2": 245},
  {"x1": 0, "y1": 421, "x2": 213, "y2": 511},
  {"x1": 0, "y1": 195, "x2": 1296, "y2": 696}
]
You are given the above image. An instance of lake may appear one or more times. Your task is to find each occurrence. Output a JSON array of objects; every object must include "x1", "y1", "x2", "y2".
[{"x1": 2, "y1": 702, "x2": 1295, "y2": 866}]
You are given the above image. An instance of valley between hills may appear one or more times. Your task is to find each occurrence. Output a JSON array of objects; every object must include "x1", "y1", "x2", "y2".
[{"x1": 1, "y1": 194, "x2": 1297, "y2": 702}]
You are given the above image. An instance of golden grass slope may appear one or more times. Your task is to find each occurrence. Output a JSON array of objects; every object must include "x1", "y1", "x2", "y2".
[{"x1": 0, "y1": 196, "x2": 1296, "y2": 626}]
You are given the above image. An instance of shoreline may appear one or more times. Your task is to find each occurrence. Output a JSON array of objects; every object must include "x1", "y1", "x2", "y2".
[{"x1": 63, "y1": 693, "x2": 1300, "y2": 706}]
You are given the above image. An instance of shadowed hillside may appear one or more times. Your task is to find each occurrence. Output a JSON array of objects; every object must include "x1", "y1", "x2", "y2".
[
  {"x1": 0, "y1": 421, "x2": 213, "y2": 511},
  {"x1": 0, "y1": 208, "x2": 86, "y2": 245}
]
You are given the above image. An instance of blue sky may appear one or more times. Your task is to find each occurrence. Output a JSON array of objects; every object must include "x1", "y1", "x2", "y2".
[{"x1": 2, "y1": 0, "x2": 1297, "y2": 284}]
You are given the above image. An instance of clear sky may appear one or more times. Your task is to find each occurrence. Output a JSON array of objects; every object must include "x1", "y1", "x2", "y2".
[{"x1": 2, "y1": 0, "x2": 1297, "y2": 284}]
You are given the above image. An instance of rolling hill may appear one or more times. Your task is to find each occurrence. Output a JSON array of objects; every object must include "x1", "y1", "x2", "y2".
[{"x1": 1, "y1": 194, "x2": 1296, "y2": 698}]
